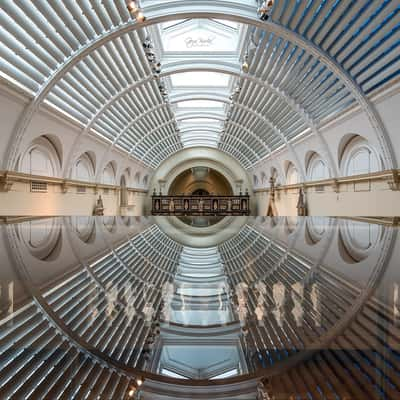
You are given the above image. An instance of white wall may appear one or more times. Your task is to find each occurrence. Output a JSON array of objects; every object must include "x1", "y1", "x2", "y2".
[
  {"x1": 0, "y1": 80, "x2": 152, "y2": 216},
  {"x1": 251, "y1": 82, "x2": 400, "y2": 216}
]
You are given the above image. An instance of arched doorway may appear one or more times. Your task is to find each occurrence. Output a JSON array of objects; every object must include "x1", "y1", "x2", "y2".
[{"x1": 168, "y1": 168, "x2": 233, "y2": 196}]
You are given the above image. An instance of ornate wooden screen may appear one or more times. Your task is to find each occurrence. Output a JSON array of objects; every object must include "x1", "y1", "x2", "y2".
[{"x1": 152, "y1": 195, "x2": 250, "y2": 216}]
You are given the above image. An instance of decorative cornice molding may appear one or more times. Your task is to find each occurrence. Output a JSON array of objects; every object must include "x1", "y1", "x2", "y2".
[
  {"x1": 0, "y1": 170, "x2": 148, "y2": 194},
  {"x1": 253, "y1": 169, "x2": 400, "y2": 193}
]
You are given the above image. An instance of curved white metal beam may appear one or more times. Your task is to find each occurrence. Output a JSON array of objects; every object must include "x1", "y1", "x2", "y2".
[{"x1": 5, "y1": 2, "x2": 395, "y2": 175}]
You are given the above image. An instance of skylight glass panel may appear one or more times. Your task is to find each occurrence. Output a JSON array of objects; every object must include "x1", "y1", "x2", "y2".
[
  {"x1": 177, "y1": 100, "x2": 224, "y2": 109},
  {"x1": 162, "y1": 19, "x2": 239, "y2": 53},
  {"x1": 161, "y1": 369, "x2": 189, "y2": 379},
  {"x1": 210, "y1": 369, "x2": 239, "y2": 379},
  {"x1": 162, "y1": 20, "x2": 186, "y2": 30},
  {"x1": 179, "y1": 118, "x2": 223, "y2": 124},
  {"x1": 213, "y1": 19, "x2": 240, "y2": 29},
  {"x1": 171, "y1": 72, "x2": 230, "y2": 87}
]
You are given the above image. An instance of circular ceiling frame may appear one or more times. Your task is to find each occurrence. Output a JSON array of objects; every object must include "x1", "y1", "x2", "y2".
[{"x1": 5, "y1": 2, "x2": 396, "y2": 178}]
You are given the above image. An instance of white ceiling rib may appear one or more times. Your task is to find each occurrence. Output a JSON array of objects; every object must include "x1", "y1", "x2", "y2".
[{"x1": 0, "y1": 0, "x2": 398, "y2": 170}]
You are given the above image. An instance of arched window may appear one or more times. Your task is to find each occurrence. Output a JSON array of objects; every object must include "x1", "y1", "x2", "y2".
[
  {"x1": 134, "y1": 172, "x2": 141, "y2": 185},
  {"x1": 307, "y1": 153, "x2": 329, "y2": 181},
  {"x1": 102, "y1": 162, "x2": 116, "y2": 185},
  {"x1": 19, "y1": 136, "x2": 61, "y2": 177},
  {"x1": 286, "y1": 163, "x2": 299, "y2": 185},
  {"x1": 340, "y1": 136, "x2": 380, "y2": 176},
  {"x1": 143, "y1": 174, "x2": 149, "y2": 186},
  {"x1": 261, "y1": 172, "x2": 267, "y2": 186},
  {"x1": 72, "y1": 153, "x2": 95, "y2": 182},
  {"x1": 253, "y1": 174, "x2": 259, "y2": 186}
]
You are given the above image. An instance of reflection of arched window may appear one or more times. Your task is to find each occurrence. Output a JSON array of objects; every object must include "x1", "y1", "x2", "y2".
[
  {"x1": 103, "y1": 216, "x2": 117, "y2": 233},
  {"x1": 19, "y1": 218, "x2": 62, "y2": 260},
  {"x1": 285, "y1": 216, "x2": 298, "y2": 234},
  {"x1": 72, "y1": 153, "x2": 95, "y2": 182},
  {"x1": 286, "y1": 163, "x2": 299, "y2": 185},
  {"x1": 70, "y1": 216, "x2": 95, "y2": 243},
  {"x1": 341, "y1": 136, "x2": 380, "y2": 176},
  {"x1": 19, "y1": 136, "x2": 61, "y2": 177},
  {"x1": 102, "y1": 162, "x2": 116, "y2": 185},
  {"x1": 307, "y1": 153, "x2": 329, "y2": 181},
  {"x1": 339, "y1": 220, "x2": 382, "y2": 263},
  {"x1": 306, "y1": 217, "x2": 327, "y2": 244}
]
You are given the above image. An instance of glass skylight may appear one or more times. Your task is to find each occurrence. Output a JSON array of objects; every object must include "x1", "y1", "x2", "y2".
[
  {"x1": 179, "y1": 118, "x2": 223, "y2": 124},
  {"x1": 154, "y1": 17, "x2": 243, "y2": 150},
  {"x1": 177, "y1": 100, "x2": 224, "y2": 109},
  {"x1": 171, "y1": 72, "x2": 230, "y2": 87},
  {"x1": 161, "y1": 19, "x2": 239, "y2": 53}
]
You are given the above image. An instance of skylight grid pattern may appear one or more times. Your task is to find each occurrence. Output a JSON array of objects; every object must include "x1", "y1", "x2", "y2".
[
  {"x1": 270, "y1": 0, "x2": 400, "y2": 94},
  {"x1": 0, "y1": 0, "x2": 182, "y2": 169},
  {"x1": 1, "y1": 0, "x2": 399, "y2": 170},
  {"x1": 0, "y1": 0, "x2": 131, "y2": 93},
  {"x1": 47, "y1": 31, "x2": 151, "y2": 126}
]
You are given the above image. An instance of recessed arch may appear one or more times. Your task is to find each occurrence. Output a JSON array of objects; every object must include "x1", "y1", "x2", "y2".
[{"x1": 18, "y1": 135, "x2": 62, "y2": 178}]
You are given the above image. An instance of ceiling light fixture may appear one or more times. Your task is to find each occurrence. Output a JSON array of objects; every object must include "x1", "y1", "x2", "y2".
[
  {"x1": 257, "y1": 0, "x2": 274, "y2": 21},
  {"x1": 127, "y1": 1, "x2": 138, "y2": 14},
  {"x1": 242, "y1": 53, "x2": 249, "y2": 73},
  {"x1": 127, "y1": 1, "x2": 146, "y2": 22}
]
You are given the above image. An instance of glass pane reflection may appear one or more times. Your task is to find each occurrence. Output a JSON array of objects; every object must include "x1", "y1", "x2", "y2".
[{"x1": 0, "y1": 216, "x2": 399, "y2": 399}]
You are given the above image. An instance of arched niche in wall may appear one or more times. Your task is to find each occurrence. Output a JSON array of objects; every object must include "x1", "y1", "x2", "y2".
[
  {"x1": 72, "y1": 152, "x2": 95, "y2": 182},
  {"x1": 339, "y1": 135, "x2": 382, "y2": 176},
  {"x1": 306, "y1": 151, "x2": 330, "y2": 181},
  {"x1": 69, "y1": 216, "x2": 96, "y2": 243},
  {"x1": 134, "y1": 171, "x2": 141, "y2": 186},
  {"x1": 253, "y1": 174, "x2": 259, "y2": 187},
  {"x1": 338, "y1": 220, "x2": 383, "y2": 263},
  {"x1": 120, "y1": 174, "x2": 128, "y2": 207},
  {"x1": 102, "y1": 161, "x2": 117, "y2": 185},
  {"x1": 285, "y1": 161, "x2": 299, "y2": 185},
  {"x1": 143, "y1": 174, "x2": 149, "y2": 187},
  {"x1": 18, "y1": 135, "x2": 62, "y2": 177},
  {"x1": 260, "y1": 172, "x2": 267, "y2": 186},
  {"x1": 18, "y1": 218, "x2": 62, "y2": 261}
]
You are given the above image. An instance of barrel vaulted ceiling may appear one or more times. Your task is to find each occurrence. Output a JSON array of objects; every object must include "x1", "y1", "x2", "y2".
[{"x1": 0, "y1": 0, "x2": 399, "y2": 171}]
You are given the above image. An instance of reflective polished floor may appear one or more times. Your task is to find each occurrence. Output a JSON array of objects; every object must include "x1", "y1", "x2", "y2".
[{"x1": 0, "y1": 216, "x2": 399, "y2": 399}]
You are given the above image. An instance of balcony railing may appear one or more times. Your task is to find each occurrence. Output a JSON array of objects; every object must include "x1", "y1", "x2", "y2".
[{"x1": 152, "y1": 195, "x2": 250, "y2": 216}]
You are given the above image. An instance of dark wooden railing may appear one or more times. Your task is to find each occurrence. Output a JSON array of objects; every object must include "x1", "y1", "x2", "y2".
[{"x1": 151, "y1": 195, "x2": 250, "y2": 216}]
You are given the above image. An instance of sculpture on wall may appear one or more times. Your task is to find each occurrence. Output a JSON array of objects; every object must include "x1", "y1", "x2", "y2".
[
  {"x1": 93, "y1": 195, "x2": 104, "y2": 216},
  {"x1": 297, "y1": 188, "x2": 307, "y2": 216},
  {"x1": 267, "y1": 176, "x2": 277, "y2": 217}
]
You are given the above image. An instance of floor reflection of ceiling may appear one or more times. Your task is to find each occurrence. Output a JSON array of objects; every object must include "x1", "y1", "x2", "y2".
[{"x1": 0, "y1": 216, "x2": 398, "y2": 399}]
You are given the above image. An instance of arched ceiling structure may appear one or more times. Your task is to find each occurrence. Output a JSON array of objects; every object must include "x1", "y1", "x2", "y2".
[{"x1": 1, "y1": 0, "x2": 398, "y2": 173}]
